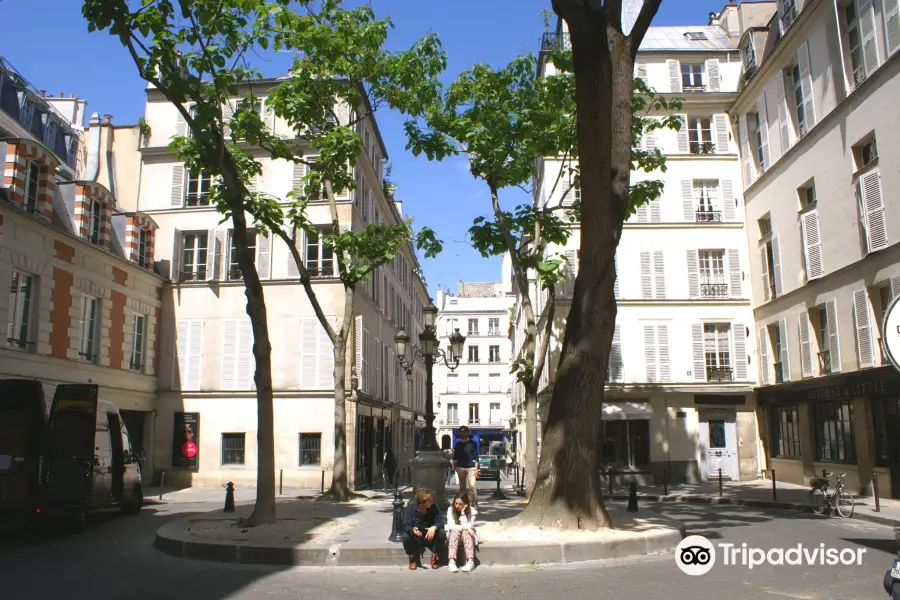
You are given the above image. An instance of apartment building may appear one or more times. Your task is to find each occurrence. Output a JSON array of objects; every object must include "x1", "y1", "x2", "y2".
[
  {"x1": 735, "y1": 0, "x2": 900, "y2": 497},
  {"x1": 135, "y1": 78, "x2": 429, "y2": 489},
  {"x1": 523, "y1": 6, "x2": 770, "y2": 485},
  {"x1": 435, "y1": 276, "x2": 515, "y2": 457},
  {"x1": 0, "y1": 57, "x2": 164, "y2": 482}
]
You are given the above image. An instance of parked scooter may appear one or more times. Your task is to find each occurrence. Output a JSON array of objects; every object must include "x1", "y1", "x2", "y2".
[{"x1": 883, "y1": 528, "x2": 900, "y2": 598}]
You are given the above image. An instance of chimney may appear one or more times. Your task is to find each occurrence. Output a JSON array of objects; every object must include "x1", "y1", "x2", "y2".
[
  {"x1": 85, "y1": 113, "x2": 102, "y2": 182},
  {"x1": 39, "y1": 89, "x2": 46, "y2": 96},
  {"x1": 104, "y1": 114, "x2": 113, "y2": 125}
]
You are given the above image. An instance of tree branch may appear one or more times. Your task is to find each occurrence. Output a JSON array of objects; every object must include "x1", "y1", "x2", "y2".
[
  {"x1": 532, "y1": 287, "x2": 556, "y2": 387},
  {"x1": 629, "y1": 0, "x2": 663, "y2": 58}
]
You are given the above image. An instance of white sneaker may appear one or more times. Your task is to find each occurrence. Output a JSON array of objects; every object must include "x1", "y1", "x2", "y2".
[
  {"x1": 460, "y1": 561, "x2": 474, "y2": 572},
  {"x1": 448, "y1": 561, "x2": 458, "y2": 573}
]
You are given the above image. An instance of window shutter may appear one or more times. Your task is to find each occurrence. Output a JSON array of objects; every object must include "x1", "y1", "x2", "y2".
[
  {"x1": 657, "y1": 325, "x2": 670, "y2": 382},
  {"x1": 798, "y1": 310, "x2": 813, "y2": 377},
  {"x1": 653, "y1": 251, "x2": 666, "y2": 299},
  {"x1": 682, "y1": 180, "x2": 694, "y2": 221},
  {"x1": 300, "y1": 317, "x2": 318, "y2": 389},
  {"x1": 636, "y1": 62, "x2": 648, "y2": 86},
  {"x1": 757, "y1": 326, "x2": 770, "y2": 385},
  {"x1": 175, "y1": 320, "x2": 188, "y2": 389},
  {"x1": 256, "y1": 233, "x2": 271, "y2": 279},
  {"x1": 801, "y1": 210, "x2": 824, "y2": 278},
  {"x1": 564, "y1": 249, "x2": 577, "y2": 297},
  {"x1": 692, "y1": 323, "x2": 705, "y2": 381},
  {"x1": 614, "y1": 253, "x2": 620, "y2": 299},
  {"x1": 756, "y1": 94, "x2": 769, "y2": 171},
  {"x1": 374, "y1": 339, "x2": 381, "y2": 398},
  {"x1": 644, "y1": 325, "x2": 657, "y2": 382},
  {"x1": 318, "y1": 317, "x2": 336, "y2": 390},
  {"x1": 733, "y1": 324, "x2": 748, "y2": 380},
  {"x1": 187, "y1": 321, "x2": 203, "y2": 390},
  {"x1": 759, "y1": 245, "x2": 771, "y2": 302},
  {"x1": 859, "y1": 0, "x2": 880, "y2": 77},
  {"x1": 826, "y1": 299, "x2": 841, "y2": 373},
  {"x1": 676, "y1": 114, "x2": 689, "y2": 153},
  {"x1": 686, "y1": 249, "x2": 700, "y2": 298},
  {"x1": 853, "y1": 288, "x2": 875, "y2": 368},
  {"x1": 221, "y1": 320, "x2": 237, "y2": 390},
  {"x1": 722, "y1": 180, "x2": 735, "y2": 221},
  {"x1": 714, "y1": 114, "x2": 729, "y2": 154},
  {"x1": 362, "y1": 327, "x2": 370, "y2": 392},
  {"x1": 885, "y1": 0, "x2": 900, "y2": 57},
  {"x1": 355, "y1": 315, "x2": 363, "y2": 391},
  {"x1": 797, "y1": 42, "x2": 816, "y2": 130},
  {"x1": 739, "y1": 116, "x2": 755, "y2": 185},
  {"x1": 650, "y1": 198, "x2": 661, "y2": 223},
  {"x1": 171, "y1": 165, "x2": 184, "y2": 207},
  {"x1": 667, "y1": 59, "x2": 682, "y2": 92},
  {"x1": 388, "y1": 348, "x2": 395, "y2": 402},
  {"x1": 640, "y1": 251, "x2": 652, "y2": 299},
  {"x1": 247, "y1": 174, "x2": 259, "y2": 195},
  {"x1": 207, "y1": 228, "x2": 219, "y2": 281},
  {"x1": 861, "y1": 169, "x2": 887, "y2": 252},
  {"x1": 610, "y1": 325, "x2": 623, "y2": 381},
  {"x1": 771, "y1": 234, "x2": 782, "y2": 296},
  {"x1": 643, "y1": 130, "x2": 657, "y2": 151},
  {"x1": 775, "y1": 74, "x2": 791, "y2": 155},
  {"x1": 262, "y1": 98, "x2": 276, "y2": 132},
  {"x1": 891, "y1": 276, "x2": 900, "y2": 299},
  {"x1": 238, "y1": 319, "x2": 253, "y2": 390},
  {"x1": 778, "y1": 318, "x2": 791, "y2": 382},
  {"x1": 171, "y1": 227, "x2": 183, "y2": 281},
  {"x1": 292, "y1": 162, "x2": 306, "y2": 196},
  {"x1": 728, "y1": 249, "x2": 741, "y2": 298},
  {"x1": 705, "y1": 59, "x2": 721, "y2": 91},
  {"x1": 286, "y1": 229, "x2": 303, "y2": 278},
  {"x1": 636, "y1": 202, "x2": 649, "y2": 223},
  {"x1": 175, "y1": 109, "x2": 186, "y2": 137}
]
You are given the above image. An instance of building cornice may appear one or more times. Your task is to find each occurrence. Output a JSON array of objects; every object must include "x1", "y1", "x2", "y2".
[{"x1": 555, "y1": 297, "x2": 751, "y2": 307}]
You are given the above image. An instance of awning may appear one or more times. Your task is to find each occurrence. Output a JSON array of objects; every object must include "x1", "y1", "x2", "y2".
[{"x1": 601, "y1": 401, "x2": 653, "y2": 421}]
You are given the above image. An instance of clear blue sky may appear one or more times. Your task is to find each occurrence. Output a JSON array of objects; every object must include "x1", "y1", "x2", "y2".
[{"x1": 1, "y1": 0, "x2": 725, "y2": 298}]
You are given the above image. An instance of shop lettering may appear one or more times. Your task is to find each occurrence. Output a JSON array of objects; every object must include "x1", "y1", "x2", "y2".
[{"x1": 806, "y1": 380, "x2": 887, "y2": 400}]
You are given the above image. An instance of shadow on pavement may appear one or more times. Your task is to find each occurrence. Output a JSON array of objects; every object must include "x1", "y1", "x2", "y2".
[
  {"x1": 650, "y1": 502, "x2": 820, "y2": 540},
  {"x1": 840, "y1": 537, "x2": 898, "y2": 555}
]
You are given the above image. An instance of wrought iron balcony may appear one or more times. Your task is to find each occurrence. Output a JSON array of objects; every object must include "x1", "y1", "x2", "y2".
[
  {"x1": 308, "y1": 268, "x2": 336, "y2": 278},
  {"x1": 468, "y1": 418, "x2": 481, "y2": 426},
  {"x1": 683, "y1": 84, "x2": 707, "y2": 92},
  {"x1": 706, "y1": 366, "x2": 734, "y2": 382},
  {"x1": 541, "y1": 31, "x2": 571, "y2": 52},
  {"x1": 178, "y1": 270, "x2": 207, "y2": 282},
  {"x1": 695, "y1": 209, "x2": 723, "y2": 223},
  {"x1": 447, "y1": 418, "x2": 459, "y2": 426},
  {"x1": 774, "y1": 362, "x2": 784, "y2": 383},
  {"x1": 700, "y1": 282, "x2": 729, "y2": 298},
  {"x1": 184, "y1": 193, "x2": 212, "y2": 207},
  {"x1": 818, "y1": 350, "x2": 832, "y2": 374},
  {"x1": 227, "y1": 268, "x2": 243, "y2": 281},
  {"x1": 690, "y1": 141, "x2": 716, "y2": 155}
]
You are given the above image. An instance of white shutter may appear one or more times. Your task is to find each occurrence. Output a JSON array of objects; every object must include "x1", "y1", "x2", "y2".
[
  {"x1": 374, "y1": 339, "x2": 381, "y2": 398},
  {"x1": 214, "y1": 229, "x2": 226, "y2": 281},
  {"x1": 644, "y1": 325, "x2": 657, "y2": 382},
  {"x1": 175, "y1": 321, "x2": 188, "y2": 389},
  {"x1": 175, "y1": 110, "x2": 187, "y2": 137},
  {"x1": 238, "y1": 319, "x2": 253, "y2": 390},
  {"x1": 853, "y1": 288, "x2": 875, "y2": 368},
  {"x1": 692, "y1": 323, "x2": 706, "y2": 381},
  {"x1": 676, "y1": 114, "x2": 689, "y2": 153},
  {"x1": 563, "y1": 249, "x2": 577, "y2": 297},
  {"x1": 221, "y1": 320, "x2": 237, "y2": 390},
  {"x1": 318, "y1": 317, "x2": 336, "y2": 389},
  {"x1": 388, "y1": 348, "x2": 395, "y2": 401},
  {"x1": 759, "y1": 245, "x2": 771, "y2": 302},
  {"x1": 705, "y1": 59, "x2": 721, "y2": 91},
  {"x1": 885, "y1": 0, "x2": 900, "y2": 57},
  {"x1": 206, "y1": 229, "x2": 218, "y2": 281},
  {"x1": 758, "y1": 326, "x2": 770, "y2": 385},
  {"x1": 826, "y1": 299, "x2": 841, "y2": 373},
  {"x1": 300, "y1": 317, "x2": 318, "y2": 389},
  {"x1": 686, "y1": 249, "x2": 700, "y2": 298},
  {"x1": 861, "y1": 169, "x2": 887, "y2": 252},
  {"x1": 892, "y1": 276, "x2": 900, "y2": 299},
  {"x1": 801, "y1": 210, "x2": 824, "y2": 279},
  {"x1": 657, "y1": 325, "x2": 670, "y2": 382},
  {"x1": 636, "y1": 202, "x2": 649, "y2": 223},
  {"x1": 797, "y1": 42, "x2": 816, "y2": 130},
  {"x1": 640, "y1": 252, "x2": 652, "y2": 299},
  {"x1": 739, "y1": 116, "x2": 754, "y2": 185},
  {"x1": 171, "y1": 165, "x2": 184, "y2": 207},
  {"x1": 286, "y1": 229, "x2": 302, "y2": 278},
  {"x1": 775, "y1": 74, "x2": 791, "y2": 155},
  {"x1": 798, "y1": 310, "x2": 813, "y2": 377},
  {"x1": 722, "y1": 180, "x2": 735, "y2": 221},
  {"x1": 650, "y1": 198, "x2": 661, "y2": 222},
  {"x1": 171, "y1": 228, "x2": 183, "y2": 281},
  {"x1": 714, "y1": 114, "x2": 729, "y2": 153},
  {"x1": 778, "y1": 318, "x2": 791, "y2": 382},
  {"x1": 187, "y1": 321, "x2": 203, "y2": 390},
  {"x1": 362, "y1": 327, "x2": 370, "y2": 392},
  {"x1": 682, "y1": 180, "x2": 694, "y2": 221},
  {"x1": 636, "y1": 62, "x2": 648, "y2": 86},
  {"x1": 609, "y1": 325, "x2": 623, "y2": 381},
  {"x1": 643, "y1": 130, "x2": 657, "y2": 151},
  {"x1": 728, "y1": 249, "x2": 741, "y2": 298},
  {"x1": 355, "y1": 315, "x2": 364, "y2": 391},
  {"x1": 292, "y1": 162, "x2": 306, "y2": 195},
  {"x1": 262, "y1": 98, "x2": 276, "y2": 131},
  {"x1": 733, "y1": 324, "x2": 748, "y2": 380},
  {"x1": 668, "y1": 59, "x2": 682, "y2": 92},
  {"x1": 247, "y1": 174, "x2": 260, "y2": 195},
  {"x1": 859, "y1": 0, "x2": 880, "y2": 77},
  {"x1": 771, "y1": 234, "x2": 782, "y2": 296},
  {"x1": 614, "y1": 253, "x2": 620, "y2": 299},
  {"x1": 756, "y1": 94, "x2": 769, "y2": 171},
  {"x1": 653, "y1": 251, "x2": 665, "y2": 299},
  {"x1": 256, "y1": 233, "x2": 271, "y2": 279}
]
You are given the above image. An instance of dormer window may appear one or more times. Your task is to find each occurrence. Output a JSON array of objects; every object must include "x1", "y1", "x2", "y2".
[
  {"x1": 137, "y1": 228, "x2": 149, "y2": 267},
  {"x1": 86, "y1": 198, "x2": 102, "y2": 244},
  {"x1": 684, "y1": 31, "x2": 708, "y2": 41},
  {"x1": 43, "y1": 117, "x2": 57, "y2": 149},
  {"x1": 18, "y1": 92, "x2": 34, "y2": 129}
]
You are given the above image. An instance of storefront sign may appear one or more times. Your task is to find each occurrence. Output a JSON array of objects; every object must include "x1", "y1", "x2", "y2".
[
  {"x1": 805, "y1": 380, "x2": 887, "y2": 401},
  {"x1": 172, "y1": 412, "x2": 200, "y2": 468},
  {"x1": 883, "y1": 294, "x2": 900, "y2": 374}
]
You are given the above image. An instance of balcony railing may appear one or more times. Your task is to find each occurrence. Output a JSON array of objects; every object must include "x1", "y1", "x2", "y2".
[
  {"x1": 227, "y1": 267, "x2": 243, "y2": 281},
  {"x1": 468, "y1": 330, "x2": 479, "y2": 336},
  {"x1": 695, "y1": 209, "x2": 723, "y2": 223},
  {"x1": 540, "y1": 31, "x2": 571, "y2": 52},
  {"x1": 488, "y1": 329, "x2": 500, "y2": 336},
  {"x1": 690, "y1": 141, "x2": 716, "y2": 155},
  {"x1": 700, "y1": 282, "x2": 729, "y2": 298},
  {"x1": 774, "y1": 362, "x2": 784, "y2": 383},
  {"x1": 818, "y1": 350, "x2": 832, "y2": 374},
  {"x1": 706, "y1": 366, "x2": 734, "y2": 382},
  {"x1": 308, "y1": 268, "x2": 336, "y2": 278},
  {"x1": 468, "y1": 418, "x2": 480, "y2": 426},
  {"x1": 184, "y1": 193, "x2": 212, "y2": 207},
  {"x1": 446, "y1": 418, "x2": 459, "y2": 426},
  {"x1": 683, "y1": 84, "x2": 707, "y2": 92},
  {"x1": 179, "y1": 269, "x2": 207, "y2": 282},
  {"x1": 129, "y1": 356, "x2": 143, "y2": 371}
]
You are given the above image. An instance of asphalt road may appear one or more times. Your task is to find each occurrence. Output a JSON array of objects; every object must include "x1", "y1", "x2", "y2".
[{"x1": 0, "y1": 499, "x2": 896, "y2": 600}]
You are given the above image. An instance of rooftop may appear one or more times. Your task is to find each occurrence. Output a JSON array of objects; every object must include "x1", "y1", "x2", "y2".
[{"x1": 638, "y1": 26, "x2": 737, "y2": 52}]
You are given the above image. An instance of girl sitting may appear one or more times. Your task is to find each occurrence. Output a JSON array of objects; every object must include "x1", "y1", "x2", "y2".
[{"x1": 445, "y1": 491, "x2": 477, "y2": 572}]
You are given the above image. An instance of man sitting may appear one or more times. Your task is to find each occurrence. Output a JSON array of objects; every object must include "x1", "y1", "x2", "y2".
[{"x1": 401, "y1": 487, "x2": 446, "y2": 569}]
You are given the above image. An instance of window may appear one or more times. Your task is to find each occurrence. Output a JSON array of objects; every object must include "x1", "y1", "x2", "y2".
[
  {"x1": 742, "y1": 38, "x2": 757, "y2": 74},
  {"x1": 228, "y1": 229, "x2": 257, "y2": 280},
  {"x1": 468, "y1": 318, "x2": 479, "y2": 335},
  {"x1": 761, "y1": 238, "x2": 778, "y2": 300},
  {"x1": 44, "y1": 119, "x2": 57, "y2": 150},
  {"x1": 305, "y1": 230, "x2": 335, "y2": 277},
  {"x1": 445, "y1": 317, "x2": 459, "y2": 337},
  {"x1": 130, "y1": 314, "x2": 146, "y2": 371},
  {"x1": 791, "y1": 65, "x2": 809, "y2": 136},
  {"x1": 799, "y1": 182, "x2": 816, "y2": 208},
  {"x1": 780, "y1": 0, "x2": 798, "y2": 31},
  {"x1": 467, "y1": 345, "x2": 479, "y2": 363},
  {"x1": 85, "y1": 198, "x2": 102, "y2": 244},
  {"x1": 872, "y1": 397, "x2": 900, "y2": 466},
  {"x1": 299, "y1": 433, "x2": 321, "y2": 466},
  {"x1": 175, "y1": 320, "x2": 204, "y2": 390},
  {"x1": 180, "y1": 232, "x2": 208, "y2": 281},
  {"x1": 688, "y1": 117, "x2": 713, "y2": 154},
  {"x1": 681, "y1": 63, "x2": 705, "y2": 90},
  {"x1": 467, "y1": 373, "x2": 480, "y2": 393},
  {"x1": 879, "y1": 286, "x2": 892, "y2": 348},
  {"x1": 817, "y1": 308, "x2": 832, "y2": 373},
  {"x1": 758, "y1": 215, "x2": 772, "y2": 237},
  {"x1": 813, "y1": 400, "x2": 855, "y2": 462},
  {"x1": 488, "y1": 373, "x2": 501, "y2": 392},
  {"x1": 488, "y1": 318, "x2": 500, "y2": 335},
  {"x1": 221, "y1": 433, "x2": 246, "y2": 465},
  {"x1": 7, "y1": 270, "x2": 34, "y2": 350},
  {"x1": 489, "y1": 345, "x2": 501, "y2": 363},
  {"x1": 489, "y1": 403, "x2": 501, "y2": 424},
  {"x1": 79, "y1": 296, "x2": 99, "y2": 362},
  {"x1": 24, "y1": 161, "x2": 40, "y2": 214},
  {"x1": 137, "y1": 228, "x2": 148, "y2": 267},
  {"x1": 468, "y1": 403, "x2": 480, "y2": 424},
  {"x1": 601, "y1": 419, "x2": 650, "y2": 469},
  {"x1": 447, "y1": 403, "x2": 459, "y2": 425},
  {"x1": 446, "y1": 373, "x2": 459, "y2": 393},
  {"x1": 845, "y1": 1, "x2": 865, "y2": 86},
  {"x1": 752, "y1": 111, "x2": 765, "y2": 170},
  {"x1": 684, "y1": 31, "x2": 708, "y2": 41},
  {"x1": 772, "y1": 405, "x2": 801, "y2": 458},
  {"x1": 694, "y1": 180, "x2": 720, "y2": 222},
  {"x1": 703, "y1": 323, "x2": 732, "y2": 381},
  {"x1": 305, "y1": 162, "x2": 329, "y2": 200},
  {"x1": 854, "y1": 137, "x2": 878, "y2": 170},
  {"x1": 772, "y1": 322, "x2": 785, "y2": 383},
  {"x1": 698, "y1": 250, "x2": 727, "y2": 298},
  {"x1": 18, "y1": 92, "x2": 34, "y2": 128},
  {"x1": 185, "y1": 168, "x2": 212, "y2": 206}
]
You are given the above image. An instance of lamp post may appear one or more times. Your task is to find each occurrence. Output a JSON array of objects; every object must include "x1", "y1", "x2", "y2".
[{"x1": 395, "y1": 300, "x2": 465, "y2": 504}]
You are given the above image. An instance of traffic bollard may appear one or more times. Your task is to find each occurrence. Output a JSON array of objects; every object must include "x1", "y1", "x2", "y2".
[
  {"x1": 772, "y1": 469, "x2": 776, "y2": 501},
  {"x1": 718, "y1": 468, "x2": 723, "y2": 497},
  {"x1": 627, "y1": 481, "x2": 638, "y2": 513},
  {"x1": 663, "y1": 469, "x2": 668, "y2": 496},
  {"x1": 608, "y1": 468, "x2": 614, "y2": 497},
  {"x1": 224, "y1": 482, "x2": 235, "y2": 512},
  {"x1": 279, "y1": 469, "x2": 283, "y2": 496},
  {"x1": 321, "y1": 470, "x2": 325, "y2": 494},
  {"x1": 388, "y1": 489, "x2": 405, "y2": 543},
  {"x1": 874, "y1": 472, "x2": 881, "y2": 512},
  {"x1": 159, "y1": 471, "x2": 166, "y2": 501}
]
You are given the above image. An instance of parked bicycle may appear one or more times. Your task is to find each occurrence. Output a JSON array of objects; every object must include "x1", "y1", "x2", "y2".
[{"x1": 809, "y1": 471, "x2": 855, "y2": 518}]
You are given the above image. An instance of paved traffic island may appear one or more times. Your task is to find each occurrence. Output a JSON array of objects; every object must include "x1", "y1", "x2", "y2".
[{"x1": 153, "y1": 496, "x2": 686, "y2": 567}]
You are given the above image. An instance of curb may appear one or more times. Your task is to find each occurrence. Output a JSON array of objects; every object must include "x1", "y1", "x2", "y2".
[{"x1": 606, "y1": 493, "x2": 900, "y2": 528}]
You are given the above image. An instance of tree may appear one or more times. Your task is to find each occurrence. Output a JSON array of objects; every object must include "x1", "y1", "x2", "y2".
[{"x1": 83, "y1": 0, "x2": 445, "y2": 521}]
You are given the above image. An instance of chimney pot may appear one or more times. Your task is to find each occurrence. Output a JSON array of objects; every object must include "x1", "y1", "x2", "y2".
[
  {"x1": 104, "y1": 114, "x2": 113, "y2": 124},
  {"x1": 39, "y1": 89, "x2": 46, "y2": 96}
]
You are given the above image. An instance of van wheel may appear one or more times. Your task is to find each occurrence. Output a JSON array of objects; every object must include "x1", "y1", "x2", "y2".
[
  {"x1": 67, "y1": 509, "x2": 87, "y2": 533},
  {"x1": 122, "y1": 486, "x2": 143, "y2": 515}
]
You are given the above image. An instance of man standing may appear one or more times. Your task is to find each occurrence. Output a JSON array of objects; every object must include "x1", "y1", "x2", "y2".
[{"x1": 451, "y1": 426, "x2": 479, "y2": 508}]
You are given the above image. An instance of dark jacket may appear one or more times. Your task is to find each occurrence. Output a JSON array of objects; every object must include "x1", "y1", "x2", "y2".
[
  {"x1": 453, "y1": 439, "x2": 479, "y2": 468},
  {"x1": 402, "y1": 500, "x2": 446, "y2": 536}
]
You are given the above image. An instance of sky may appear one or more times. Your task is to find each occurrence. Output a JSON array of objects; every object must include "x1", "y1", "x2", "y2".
[{"x1": 0, "y1": 0, "x2": 726, "y2": 298}]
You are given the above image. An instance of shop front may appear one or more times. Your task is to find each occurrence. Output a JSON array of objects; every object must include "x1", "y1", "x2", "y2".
[{"x1": 354, "y1": 403, "x2": 391, "y2": 489}]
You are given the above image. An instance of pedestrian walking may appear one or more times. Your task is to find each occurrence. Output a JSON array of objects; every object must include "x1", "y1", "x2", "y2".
[{"x1": 450, "y1": 426, "x2": 479, "y2": 508}]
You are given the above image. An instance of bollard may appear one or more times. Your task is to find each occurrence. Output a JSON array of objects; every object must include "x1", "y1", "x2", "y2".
[
  {"x1": 608, "y1": 468, "x2": 614, "y2": 497},
  {"x1": 224, "y1": 482, "x2": 235, "y2": 512},
  {"x1": 321, "y1": 470, "x2": 325, "y2": 494},
  {"x1": 279, "y1": 469, "x2": 283, "y2": 496},
  {"x1": 718, "y1": 468, "x2": 723, "y2": 498},
  {"x1": 874, "y1": 472, "x2": 881, "y2": 513},
  {"x1": 159, "y1": 471, "x2": 166, "y2": 501},
  {"x1": 663, "y1": 469, "x2": 668, "y2": 497},
  {"x1": 517, "y1": 468, "x2": 526, "y2": 497},
  {"x1": 489, "y1": 472, "x2": 508, "y2": 500},
  {"x1": 407, "y1": 467, "x2": 411, "y2": 486},
  {"x1": 388, "y1": 488, "x2": 405, "y2": 543},
  {"x1": 627, "y1": 481, "x2": 638, "y2": 512},
  {"x1": 772, "y1": 469, "x2": 776, "y2": 501}
]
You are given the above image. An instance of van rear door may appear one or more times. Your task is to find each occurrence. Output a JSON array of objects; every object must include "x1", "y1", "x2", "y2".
[
  {"x1": 0, "y1": 380, "x2": 47, "y2": 513},
  {"x1": 46, "y1": 384, "x2": 99, "y2": 510}
]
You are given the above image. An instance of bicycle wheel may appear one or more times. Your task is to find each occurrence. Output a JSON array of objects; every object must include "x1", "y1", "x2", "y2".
[
  {"x1": 835, "y1": 489, "x2": 855, "y2": 518},
  {"x1": 810, "y1": 488, "x2": 827, "y2": 514}
]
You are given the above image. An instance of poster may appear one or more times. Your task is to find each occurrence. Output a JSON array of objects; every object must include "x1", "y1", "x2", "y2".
[{"x1": 172, "y1": 412, "x2": 200, "y2": 468}]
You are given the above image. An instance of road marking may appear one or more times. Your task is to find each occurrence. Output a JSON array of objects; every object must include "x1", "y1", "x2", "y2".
[{"x1": 763, "y1": 589, "x2": 817, "y2": 599}]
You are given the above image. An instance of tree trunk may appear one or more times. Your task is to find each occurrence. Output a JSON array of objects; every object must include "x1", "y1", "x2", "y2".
[
  {"x1": 524, "y1": 384, "x2": 538, "y2": 498},
  {"x1": 323, "y1": 345, "x2": 352, "y2": 501},
  {"x1": 515, "y1": 10, "x2": 634, "y2": 531}
]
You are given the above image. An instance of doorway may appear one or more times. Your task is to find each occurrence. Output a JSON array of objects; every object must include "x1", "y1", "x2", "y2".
[
  {"x1": 872, "y1": 397, "x2": 900, "y2": 497},
  {"x1": 698, "y1": 408, "x2": 739, "y2": 481}
]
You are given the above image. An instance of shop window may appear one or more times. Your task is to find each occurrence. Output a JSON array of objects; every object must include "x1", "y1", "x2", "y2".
[
  {"x1": 600, "y1": 419, "x2": 650, "y2": 469},
  {"x1": 813, "y1": 400, "x2": 855, "y2": 462},
  {"x1": 872, "y1": 397, "x2": 900, "y2": 467},
  {"x1": 772, "y1": 405, "x2": 801, "y2": 458}
]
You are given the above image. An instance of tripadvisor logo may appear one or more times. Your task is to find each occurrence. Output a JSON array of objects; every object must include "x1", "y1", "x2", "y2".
[{"x1": 675, "y1": 535, "x2": 867, "y2": 575}]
